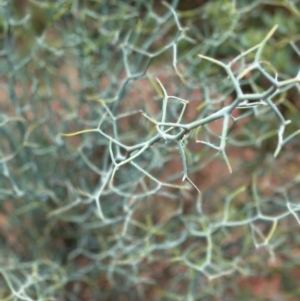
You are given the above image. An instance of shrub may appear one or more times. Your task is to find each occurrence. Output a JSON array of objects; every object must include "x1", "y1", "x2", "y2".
[{"x1": 0, "y1": 0, "x2": 300, "y2": 300}]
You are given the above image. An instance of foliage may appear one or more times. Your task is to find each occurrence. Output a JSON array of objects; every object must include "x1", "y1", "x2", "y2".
[{"x1": 0, "y1": 0, "x2": 300, "y2": 300}]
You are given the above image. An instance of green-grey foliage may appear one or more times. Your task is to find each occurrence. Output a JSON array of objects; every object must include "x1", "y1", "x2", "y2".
[{"x1": 0, "y1": 0, "x2": 300, "y2": 300}]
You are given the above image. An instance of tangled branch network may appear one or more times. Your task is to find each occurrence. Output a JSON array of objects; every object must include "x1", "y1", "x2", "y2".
[
  {"x1": 1, "y1": 0, "x2": 300, "y2": 299},
  {"x1": 63, "y1": 23, "x2": 300, "y2": 219}
]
